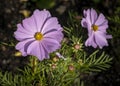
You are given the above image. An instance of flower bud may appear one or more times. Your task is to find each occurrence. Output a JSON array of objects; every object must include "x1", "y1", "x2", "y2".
[
  {"x1": 51, "y1": 64, "x2": 57, "y2": 69},
  {"x1": 68, "y1": 65, "x2": 75, "y2": 71},
  {"x1": 52, "y1": 56, "x2": 59, "y2": 62},
  {"x1": 74, "y1": 44, "x2": 80, "y2": 50}
]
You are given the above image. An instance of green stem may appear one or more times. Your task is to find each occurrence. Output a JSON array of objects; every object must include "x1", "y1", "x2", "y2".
[{"x1": 31, "y1": 56, "x2": 38, "y2": 75}]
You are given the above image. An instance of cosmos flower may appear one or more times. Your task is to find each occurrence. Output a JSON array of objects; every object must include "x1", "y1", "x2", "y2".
[
  {"x1": 14, "y1": 9, "x2": 63, "y2": 61},
  {"x1": 81, "y1": 8, "x2": 112, "y2": 49}
]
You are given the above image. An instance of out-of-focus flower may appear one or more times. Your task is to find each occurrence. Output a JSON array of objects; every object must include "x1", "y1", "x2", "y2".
[
  {"x1": 14, "y1": 51, "x2": 22, "y2": 57},
  {"x1": 19, "y1": 10, "x2": 30, "y2": 17},
  {"x1": 14, "y1": 9, "x2": 63, "y2": 61},
  {"x1": 81, "y1": 8, "x2": 112, "y2": 49}
]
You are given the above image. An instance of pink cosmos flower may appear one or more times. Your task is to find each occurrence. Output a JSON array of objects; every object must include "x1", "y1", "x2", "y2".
[
  {"x1": 81, "y1": 8, "x2": 112, "y2": 49},
  {"x1": 14, "y1": 9, "x2": 63, "y2": 61}
]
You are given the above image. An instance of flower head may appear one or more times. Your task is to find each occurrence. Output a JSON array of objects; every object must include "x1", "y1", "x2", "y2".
[
  {"x1": 81, "y1": 8, "x2": 112, "y2": 49},
  {"x1": 14, "y1": 9, "x2": 63, "y2": 61}
]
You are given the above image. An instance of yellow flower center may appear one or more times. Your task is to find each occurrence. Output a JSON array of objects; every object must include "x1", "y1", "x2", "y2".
[
  {"x1": 92, "y1": 25, "x2": 98, "y2": 31},
  {"x1": 34, "y1": 32, "x2": 43, "y2": 40}
]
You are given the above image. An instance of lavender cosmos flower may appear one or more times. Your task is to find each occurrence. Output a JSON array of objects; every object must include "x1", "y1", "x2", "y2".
[
  {"x1": 81, "y1": 8, "x2": 112, "y2": 49},
  {"x1": 14, "y1": 9, "x2": 63, "y2": 61}
]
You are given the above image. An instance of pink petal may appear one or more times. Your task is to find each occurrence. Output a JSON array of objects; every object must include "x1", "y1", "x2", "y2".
[
  {"x1": 90, "y1": 8, "x2": 98, "y2": 24},
  {"x1": 87, "y1": 24, "x2": 93, "y2": 37},
  {"x1": 41, "y1": 17, "x2": 62, "y2": 34},
  {"x1": 14, "y1": 24, "x2": 35, "y2": 41},
  {"x1": 85, "y1": 33, "x2": 97, "y2": 48},
  {"x1": 95, "y1": 13, "x2": 107, "y2": 26},
  {"x1": 14, "y1": 30, "x2": 34, "y2": 41},
  {"x1": 81, "y1": 18, "x2": 87, "y2": 28},
  {"x1": 16, "y1": 24, "x2": 32, "y2": 35},
  {"x1": 44, "y1": 31, "x2": 63, "y2": 42},
  {"x1": 98, "y1": 24, "x2": 108, "y2": 32},
  {"x1": 27, "y1": 41, "x2": 48, "y2": 61},
  {"x1": 106, "y1": 35, "x2": 112, "y2": 39},
  {"x1": 86, "y1": 9, "x2": 92, "y2": 25},
  {"x1": 33, "y1": 9, "x2": 51, "y2": 32},
  {"x1": 15, "y1": 38, "x2": 35, "y2": 56},
  {"x1": 83, "y1": 10, "x2": 87, "y2": 17},
  {"x1": 95, "y1": 31, "x2": 108, "y2": 48},
  {"x1": 42, "y1": 38, "x2": 61, "y2": 53},
  {"x1": 22, "y1": 16, "x2": 37, "y2": 33}
]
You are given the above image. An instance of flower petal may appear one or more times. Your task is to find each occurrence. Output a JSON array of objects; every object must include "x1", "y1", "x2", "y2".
[
  {"x1": 81, "y1": 18, "x2": 87, "y2": 28},
  {"x1": 42, "y1": 38, "x2": 61, "y2": 53},
  {"x1": 85, "y1": 9, "x2": 92, "y2": 25},
  {"x1": 83, "y1": 10, "x2": 87, "y2": 17},
  {"x1": 14, "y1": 24, "x2": 35, "y2": 41},
  {"x1": 85, "y1": 33, "x2": 97, "y2": 48},
  {"x1": 90, "y1": 8, "x2": 98, "y2": 24},
  {"x1": 27, "y1": 41, "x2": 48, "y2": 61},
  {"x1": 33, "y1": 9, "x2": 51, "y2": 32},
  {"x1": 98, "y1": 24, "x2": 108, "y2": 32},
  {"x1": 44, "y1": 30, "x2": 63, "y2": 42},
  {"x1": 16, "y1": 24, "x2": 32, "y2": 35},
  {"x1": 22, "y1": 16, "x2": 38, "y2": 33},
  {"x1": 106, "y1": 35, "x2": 112, "y2": 39},
  {"x1": 14, "y1": 31, "x2": 34, "y2": 41},
  {"x1": 41, "y1": 17, "x2": 62, "y2": 34},
  {"x1": 95, "y1": 13, "x2": 108, "y2": 26},
  {"x1": 15, "y1": 38, "x2": 35, "y2": 56},
  {"x1": 95, "y1": 31, "x2": 108, "y2": 48}
]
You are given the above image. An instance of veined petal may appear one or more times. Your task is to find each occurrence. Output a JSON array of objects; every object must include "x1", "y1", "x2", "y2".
[
  {"x1": 14, "y1": 29, "x2": 34, "y2": 41},
  {"x1": 98, "y1": 24, "x2": 108, "y2": 32},
  {"x1": 41, "y1": 17, "x2": 62, "y2": 34},
  {"x1": 44, "y1": 31, "x2": 63, "y2": 42},
  {"x1": 42, "y1": 38, "x2": 61, "y2": 53},
  {"x1": 33, "y1": 9, "x2": 51, "y2": 32},
  {"x1": 22, "y1": 16, "x2": 37, "y2": 33},
  {"x1": 90, "y1": 8, "x2": 98, "y2": 24},
  {"x1": 85, "y1": 33, "x2": 97, "y2": 48},
  {"x1": 81, "y1": 18, "x2": 87, "y2": 28},
  {"x1": 95, "y1": 31, "x2": 108, "y2": 48},
  {"x1": 83, "y1": 10, "x2": 87, "y2": 17},
  {"x1": 16, "y1": 24, "x2": 34, "y2": 35},
  {"x1": 106, "y1": 34, "x2": 112, "y2": 39},
  {"x1": 95, "y1": 13, "x2": 108, "y2": 26},
  {"x1": 15, "y1": 38, "x2": 35, "y2": 56},
  {"x1": 87, "y1": 23, "x2": 93, "y2": 37},
  {"x1": 27, "y1": 41, "x2": 48, "y2": 61},
  {"x1": 86, "y1": 9, "x2": 92, "y2": 25}
]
